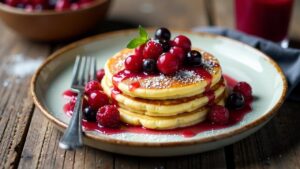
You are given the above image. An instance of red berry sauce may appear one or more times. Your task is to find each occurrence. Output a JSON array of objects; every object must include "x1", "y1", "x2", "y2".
[{"x1": 62, "y1": 74, "x2": 253, "y2": 138}]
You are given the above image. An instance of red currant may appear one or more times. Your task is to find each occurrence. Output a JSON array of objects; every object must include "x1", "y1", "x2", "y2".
[
  {"x1": 88, "y1": 91, "x2": 109, "y2": 110},
  {"x1": 124, "y1": 54, "x2": 143, "y2": 72},
  {"x1": 96, "y1": 68, "x2": 105, "y2": 82},
  {"x1": 143, "y1": 40, "x2": 163, "y2": 60},
  {"x1": 134, "y1": 44, "x2": 145, "y2": 56},
  {"x1": 170, "y1": 46, "x2": 185, "y2": 62},
  {"x1": 157, "y1": 52, "x2": 180, "y2": 75},
  {"x1": 173, "y1": 35, "x2": 191, "y2": 52}
]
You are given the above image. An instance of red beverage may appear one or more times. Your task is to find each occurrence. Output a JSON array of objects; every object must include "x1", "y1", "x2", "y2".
[{"x1": 235, "y1": 0, "x2": 294, "y2": 42}]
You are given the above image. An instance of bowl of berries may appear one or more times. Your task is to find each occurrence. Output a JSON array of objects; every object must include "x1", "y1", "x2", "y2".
[{"x1": 0, "y1": 0, "x2": 111, "y2": 41}]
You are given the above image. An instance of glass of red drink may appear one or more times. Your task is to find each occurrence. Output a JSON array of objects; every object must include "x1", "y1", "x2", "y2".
[{"x1": 235, "y1": 0, "x2": 294, "y2": 47}]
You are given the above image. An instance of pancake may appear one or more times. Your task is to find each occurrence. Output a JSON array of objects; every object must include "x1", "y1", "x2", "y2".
[
  {"x1": 104, "y1": 48, "x2": 222, "y2": 100},
  {"x1": 102, "y1": 76, "x2": 227, "y2": 116},
  {"x1": 119, "y1": 100, "x2": 225, "y2": 130}
]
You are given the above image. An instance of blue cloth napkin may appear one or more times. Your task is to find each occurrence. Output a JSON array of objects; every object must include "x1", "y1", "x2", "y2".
[{"x1": 194, "y1": 27, "x2": 300, "y2": 101}]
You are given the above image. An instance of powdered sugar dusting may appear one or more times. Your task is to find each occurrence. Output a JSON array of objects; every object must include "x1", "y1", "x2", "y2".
[{"x1": 141, "y1": 69, "x2": 204, "y2": 89}]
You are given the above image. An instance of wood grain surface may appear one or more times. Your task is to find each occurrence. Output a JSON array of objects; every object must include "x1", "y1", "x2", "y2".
[{"x1": 0, "y1": 0, "x2": 299, "y2": 168}]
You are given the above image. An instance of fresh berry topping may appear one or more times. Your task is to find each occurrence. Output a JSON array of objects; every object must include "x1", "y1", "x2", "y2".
[
  {"x1": 85, "y1": 80, "x2": 102, "y2": 95},
  {"x1": 88, "y1": 91, "x2": 109, "y2": 110},
  {"x1": 83, "y1": 106, "x2": 97, "y2": 122},
  {"x1": 97, "y1": 105, "x2": 120, "y2": 128},
  {"x1": 233, "y1": 82, "x2": 252, "y2": 101},
  {"x1": 55, "y1": 0, "x2": 70, "y2": 11},
  {"x1": 170, "y1": 46, "x2": 185, "y2": 62},
  {"x1": 134, "y1": 44, "x2": 145, "y2": 56},
  {"x1": 226, "y1": 92, "x2": 245, "y2": 110},
  {"x1": 143, "y1": 59, "x2": 156, "y2": 73},
  {"x1": 173, "y1": 35, "x2": 191, "y2": 52},
  {"x1": 185, "y1": 50, "x2": 202, "y2": 66},
  {"x1": 157, "y1": 52, "x2": 180, "y2": 75},
  {"x1": 143, "y1": 40, "x2": 163, "y2": 60},
  {"x1": 96, "y1": 68, "x2": 105, "y2": 82},
  {"x1": 158, "y1": 39, "x2": 171, "y2": 52},
  {"x1": 154, "y1": 27, "x2": 171, "y2": 41},
  {"x1": 208, "y1": 105, "x2": 229, "y2": 125},
  {"x1": 124, "y1": 54, "x2": 143, "y2": 72}
]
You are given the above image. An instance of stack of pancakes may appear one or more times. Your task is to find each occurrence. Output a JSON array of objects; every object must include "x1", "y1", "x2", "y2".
[{"x1": 101, "y1": 48, "x2": 227, "y2": 130}]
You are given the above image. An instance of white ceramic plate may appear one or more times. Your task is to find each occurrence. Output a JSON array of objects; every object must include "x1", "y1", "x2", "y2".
[{"x1": 31, "y1": 29, "x2": 287, "y2": 156}]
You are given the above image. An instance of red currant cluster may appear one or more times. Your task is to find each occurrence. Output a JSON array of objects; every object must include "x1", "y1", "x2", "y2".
[
  {"x1": 0, "y1": 0, "x2": 93, "y2": 12},
  {"x1": 209, "y1": 82, "x2": 253, "y2": 125},
  {"x1": 64, "y1": 68, "x2": 121, "y2": 128},
  {"x1": 125, "y1": 27, "x2": 203, "y2": 75}
]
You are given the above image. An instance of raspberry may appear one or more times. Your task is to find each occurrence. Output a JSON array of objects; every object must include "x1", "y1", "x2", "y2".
[
  {"x1": 143, "y1": 40, "x2": 163, "y2": 60},
  {"x1": 157, "y1": 52, "x2": 180, "y2": 75},
  {"x1": 208, "y1": 105, "x2": 229, "y2": 125},
  {"x1": 97, "y1": 105, "x2": 120, "y2": 128},
  {"x1": 125, "y1": 54, "x2": 143, "y2": 72},
  {"x1": 233, "y1": 82, "x2": 252, "y2": 101},
  {"x1": 96, "y1": 69, "x2": 105, "y2": 82},
  {"x1": 173, "y1": 35, "x2": 191, "y2": 52},
  {"x1": 88, "y1": 91, "x2": 109, "y2": 110},
  {"x1": 84, "y1": 80, "x2": 102, "y2": 95}
]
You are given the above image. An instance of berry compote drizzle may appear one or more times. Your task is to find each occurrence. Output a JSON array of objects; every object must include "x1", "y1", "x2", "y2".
[{"x1": 62, "y1": 74, "x2": 252, "y2": 138}]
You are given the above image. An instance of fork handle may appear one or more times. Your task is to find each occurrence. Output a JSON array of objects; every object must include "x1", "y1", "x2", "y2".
[{"x1": 59, "y1": 91, "x2": 83, "y2": 150}]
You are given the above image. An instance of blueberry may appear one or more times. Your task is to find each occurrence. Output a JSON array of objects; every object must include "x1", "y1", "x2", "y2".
[
  {"x1": 83, "y1": 106, "x2": 97, "y2": 122},
  {"x1": 158, "y1": 39, "x2": 170, "y2": 52},
  {"x1": 226, "y1": 92, "x2": 245, "y2": 110},
  {"x1": 155, "y1": 27, "x2": 171, "y2": 41},
  {"x1": 143, "y1": 59, "x2": 156, "y2": 73},
  {"x1": 185, "y1": 50, "x2": 202, "y2": 66}
]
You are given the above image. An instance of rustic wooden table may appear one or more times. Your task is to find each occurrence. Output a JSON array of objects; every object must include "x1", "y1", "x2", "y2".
[{"x1": 0, "y1": 0, "x2": 300, "y2": 168}]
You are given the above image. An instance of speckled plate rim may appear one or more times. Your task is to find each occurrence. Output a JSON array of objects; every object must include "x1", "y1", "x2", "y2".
[{"x1": 31, "y1": 28, "x2": 288, "y2": 147}]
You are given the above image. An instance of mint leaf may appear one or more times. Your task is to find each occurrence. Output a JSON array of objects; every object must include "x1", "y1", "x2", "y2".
[
  {"x1": 127, "y1": 38, "x2": 146, "y2": 49},
  {"x1": 126, "y1": 25, "x2": 149, "y2": 49},
  {"x1": 139, "y1": 25, "x2": 148, "y2": 40}
]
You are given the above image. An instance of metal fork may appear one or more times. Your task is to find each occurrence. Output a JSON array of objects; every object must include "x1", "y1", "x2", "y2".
[{"x1": 59, "y1": 56, "x2": 97, "y2": 150}]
